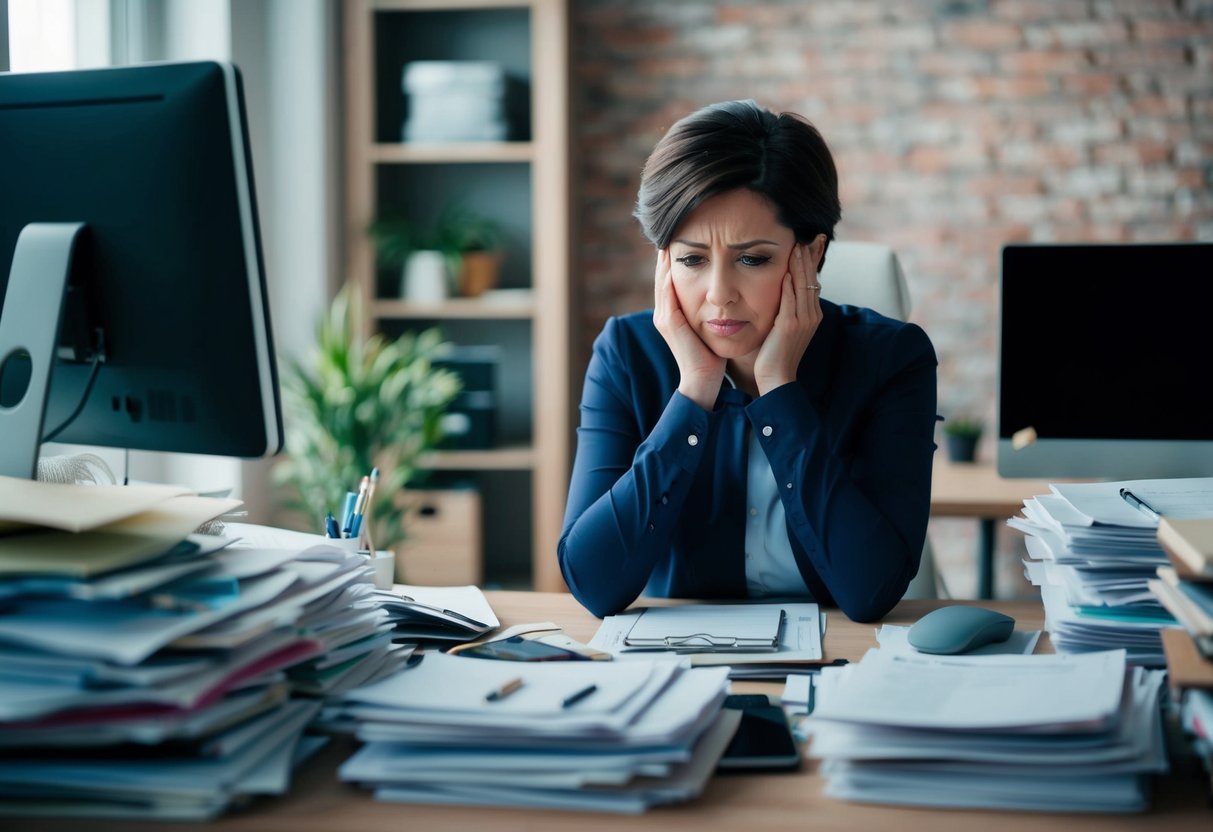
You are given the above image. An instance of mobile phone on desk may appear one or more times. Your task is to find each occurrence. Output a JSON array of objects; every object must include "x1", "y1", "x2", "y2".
[
  {"x1": 717, "y1": 694, "x2": 801, "y2": 772},
  {"x1": 456, "y1": 635, "x2": 591, "y2": 662}
]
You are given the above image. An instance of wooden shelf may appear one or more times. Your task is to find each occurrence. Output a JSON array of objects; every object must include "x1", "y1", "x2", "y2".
[
  {"x1": 372, "y1": 296, "x2": 535, "y2": 320},
  {"x1": 421, "y1": 445, "x2": 536, "y2": 471},
  {"x1": 370, "y1": 142, "x2": 534, "y2": 164},
  {"x1": 346, "y1": 0, "x2": 570, "y2": 592}
]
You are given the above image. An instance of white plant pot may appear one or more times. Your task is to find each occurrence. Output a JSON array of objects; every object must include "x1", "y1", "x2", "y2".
[{"x1": 402, "y1": 250, "x2": 448, "y2": 302}]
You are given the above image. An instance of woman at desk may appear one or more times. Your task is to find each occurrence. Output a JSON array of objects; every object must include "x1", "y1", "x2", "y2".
[{"x1": 558, "y1": 100, "x2": 938, "y2": 621}]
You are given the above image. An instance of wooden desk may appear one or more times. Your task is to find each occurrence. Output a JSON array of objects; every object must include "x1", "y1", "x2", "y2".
[
  {"x1": 930, "y1": 456, "x2": 1055, "y2": 599},
  {"x1": 10, "y1": 592, "x2": 1208, "y2": 831}
]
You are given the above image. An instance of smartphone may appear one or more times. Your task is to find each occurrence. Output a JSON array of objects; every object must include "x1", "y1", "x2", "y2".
[
  {"x1": 717, "y1": 694, "x2": 801, "y2": 771},
  {"x1": 457, "y1": 635, "x2": 590, "y2": 662}
]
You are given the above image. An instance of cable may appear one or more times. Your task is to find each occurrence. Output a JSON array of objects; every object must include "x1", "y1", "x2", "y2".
[{"x1": 41, "y1": 352, "x2": 103, "y2": 443}]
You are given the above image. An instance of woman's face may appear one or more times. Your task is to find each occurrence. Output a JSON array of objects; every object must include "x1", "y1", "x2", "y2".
[{"x1": 668, "y1": 188, "x2": 796, "y2": 362}]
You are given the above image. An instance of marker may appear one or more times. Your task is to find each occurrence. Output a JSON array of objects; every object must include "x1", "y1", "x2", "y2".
[
  {"x1": 485, "y1": 677, "x2": 524, "y2": 702},
  {"x1": 324, "y1": 512, "x2": 340, "y2": 539},
  {"x1": 561, "y1": 683, "x2": 598, "y2": 709}
]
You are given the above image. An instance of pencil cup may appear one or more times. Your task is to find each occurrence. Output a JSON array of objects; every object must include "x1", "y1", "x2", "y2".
[
  {"x1": 370, "y1": 550, "x2": 395, "y2": 590},
  {"x1": 326, "y1": 537, "x2": 368, "y2": 555}
]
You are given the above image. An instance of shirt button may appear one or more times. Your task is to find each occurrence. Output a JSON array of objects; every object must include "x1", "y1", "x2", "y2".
[
  {"x1": 687, "y1": 434, "x2": 699, "y2": 446},
  {"x1": 647, "y1": 523, "x2": 655, "y2": 532},
  {"x1": 762, "y1": 425, "x2": 773, "y2": 437},
  {"x1": 661, "y1": 495, "x2": 669, "y2": 505},
  {"x1": 749, "y1": 507, "x2": 758, "y2": 517},
  {"x1": 745, "y1": 553, "x2": 753, "y2": 560},
  {"x1": 786, "y1": 482, "x2": 793, "y2": 489}
]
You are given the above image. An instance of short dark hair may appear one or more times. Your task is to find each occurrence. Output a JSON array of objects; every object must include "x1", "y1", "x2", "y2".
[{"x1": 634, "y1": 100, "x2": 842, "y2": 271}]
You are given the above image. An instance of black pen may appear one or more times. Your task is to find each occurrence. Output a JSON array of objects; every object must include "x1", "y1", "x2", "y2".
[
  {"x1": 1119, "y1": 488, "x2": 1161, "y2": 522},
  {"x1": 561, "y1": 683, "x2": 598, "y2": 708}
]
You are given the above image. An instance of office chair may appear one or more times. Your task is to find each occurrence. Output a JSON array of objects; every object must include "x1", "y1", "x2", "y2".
[{"x1": 818, "y1": 241, "x2": 948, "y2": 601}]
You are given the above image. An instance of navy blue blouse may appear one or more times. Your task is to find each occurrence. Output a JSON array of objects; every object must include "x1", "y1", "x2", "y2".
[{"x1": 557, "y1": 300, "x2": 938, "y2": 621}]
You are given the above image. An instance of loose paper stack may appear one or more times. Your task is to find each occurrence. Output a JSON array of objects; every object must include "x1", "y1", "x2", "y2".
[
  {"x1": 0, "y1": 482, "x2": 401, "y2": 820},
  {"x1": 805, "y1": 648, "x2": 1168, "y2": 812},
  {"x1": 1008, "y1": 479, "x2": 1213, "y2": 665},
  {"x1": 330, "y1": 652, "x2": 736, "y2": 812}
]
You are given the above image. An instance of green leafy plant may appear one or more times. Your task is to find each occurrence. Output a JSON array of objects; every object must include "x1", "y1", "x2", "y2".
[
  {"x1": 273, "y1": 283, "x2": 461, "y2": 551},
  {"x1": 369, "y1": 203, "x2": 501, "y2": 277},
  {"x1": 942, "y1": 416, "x2": 983, "y2": 438},
  {"x1": 434, "y1": 201, "x2": 501, "y2": 255}
]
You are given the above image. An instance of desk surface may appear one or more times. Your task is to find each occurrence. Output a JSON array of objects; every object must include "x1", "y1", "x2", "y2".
[
  {"x1": 11, "y1": 593, "x2": 1209, "y2": 831},
  {"x1": 930, "y1": 455, "x2": 1055, "y2": 518}
]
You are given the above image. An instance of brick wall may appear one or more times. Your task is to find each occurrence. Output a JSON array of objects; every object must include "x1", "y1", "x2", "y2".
[{"x1": 571, "y1": 0, "x2": 1213, "y2": 428}]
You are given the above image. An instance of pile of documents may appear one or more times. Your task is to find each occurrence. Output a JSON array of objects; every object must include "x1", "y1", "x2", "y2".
[
  {"x1": 1161, "y1": 628, "x2": 1213, "y2": 797},
  {"x1": 373, "y1": 582, "x2": 499, "y2": 644},
  {"x1": 330, "y1": 651, "x2": 736, "y2": 812},
  {"x1": 589, "y1": 602, "x2": 824, "y2": 679},
  {"x1": 805, "y1": 648, "x2": 1168, "y2": 812},
  {"x1": 0, "y1": 480, "x2": 402, "y2": 820},
  {"x1": 1008, "y1": 478, "x2": 1213, "y2": 665}
]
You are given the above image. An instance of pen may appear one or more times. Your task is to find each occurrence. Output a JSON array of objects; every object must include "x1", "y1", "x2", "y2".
[
  {"x1": 325, "y1": 512, "x2": 340, "y2": 539},
  {"x1": 561, "y1": 683, "x2": 598, "y2": 708},
  {"x1": 349, "y1": 475, "x2": 371, "y2": 538},
  {"x1": 485, "y1": 677, "x2": 524, "y2": 702},
  {"x1": 340, "y1": 491, "x2": 358, "y2": 536},
  {"x1": 1119, "y1": 488, "x2": 1161, "y2": 522}
]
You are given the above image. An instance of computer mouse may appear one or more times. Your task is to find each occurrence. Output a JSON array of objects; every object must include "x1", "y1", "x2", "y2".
[{"x1": 907, "y1": 605, "x2": 1015, "y2": 655}]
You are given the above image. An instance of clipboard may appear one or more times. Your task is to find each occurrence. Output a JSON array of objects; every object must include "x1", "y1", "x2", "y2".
[{"x1": 622, "y1": 605, "x2": 784, "y2": 652}]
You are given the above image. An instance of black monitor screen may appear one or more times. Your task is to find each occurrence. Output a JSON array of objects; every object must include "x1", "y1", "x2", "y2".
[
  {"x1": 1000, "y1": 243, "x2": 1213, "y2": 442},
  {"x1": 0, "y1": 62, "x2": 281, "y2": 468}
]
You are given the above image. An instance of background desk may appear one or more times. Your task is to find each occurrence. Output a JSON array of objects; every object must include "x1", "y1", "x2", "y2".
[
  {"x1": 930, "y1": 456, "x2": 1055, "y2": 599},
  {"x1": 10, "y1": 592, "x2": 1207, "y2": 832}
]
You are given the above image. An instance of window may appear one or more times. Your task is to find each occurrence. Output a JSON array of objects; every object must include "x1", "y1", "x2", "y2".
[{"x1": 8, "y1": 0, "x2": 76, "y2": 72}]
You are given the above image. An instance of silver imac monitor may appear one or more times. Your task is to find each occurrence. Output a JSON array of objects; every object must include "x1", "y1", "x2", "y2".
[
  {"x1": 997, "y1": 242, "x2": 1213, "y2": 480},
  {"x1": 0, "y1": 62, "x2": 282, "y2": 478}
]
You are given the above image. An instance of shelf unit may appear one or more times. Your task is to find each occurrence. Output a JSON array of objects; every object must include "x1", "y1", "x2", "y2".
[{"x1": 343, "y1": 0, "x2": 570, "y2": 591}]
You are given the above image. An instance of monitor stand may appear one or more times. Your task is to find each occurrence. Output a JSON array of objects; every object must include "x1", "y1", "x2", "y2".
[{"x1": 0, "y1": 222, "x2": 86, "y2": 479}]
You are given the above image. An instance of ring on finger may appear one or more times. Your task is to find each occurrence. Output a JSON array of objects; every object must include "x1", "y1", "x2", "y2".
[{"x1": 805, "y1": 284, "x2": 822, "y2": 291}]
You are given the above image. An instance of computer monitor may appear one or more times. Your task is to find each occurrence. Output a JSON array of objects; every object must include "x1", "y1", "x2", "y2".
[
  {"x1": 0, "y1": 61, "x2": 282, "y2": 479},
  {"x1": 997, "y1": 242, "x2": 1213, "y2": 479}
]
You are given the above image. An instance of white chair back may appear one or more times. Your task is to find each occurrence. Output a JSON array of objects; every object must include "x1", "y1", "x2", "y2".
[
  {"x1": 816, "y1": 240, "x2": 945, "y2": 600},
  {"x1": 818, "y1": 240, "x2": 912, "y2": 321}
]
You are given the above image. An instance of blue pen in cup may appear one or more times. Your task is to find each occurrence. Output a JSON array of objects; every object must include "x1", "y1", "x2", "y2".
[
  {"x1": 340, "y1": 491, "x2": 358, "y2": 536},
  {"x1": 324, "y1": 512, "x2": 340, "y2": 539}
]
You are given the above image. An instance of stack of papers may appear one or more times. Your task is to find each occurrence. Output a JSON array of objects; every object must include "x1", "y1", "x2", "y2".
[
  {"x1": 330, "y1": 652, "x2": 736, "y2": 812},
  {"x1": 590, "y1": 602, "x2": 823, "y2": 679},
  {"x1": 0, "y1": 483, "x2": 400, "y2": 820},
  {"x1": 1009, "y1": 478, "x2": 1213, "y2": 665},
  {"x1": 374, "y1": 583, "x2": 499, "y2": 643},
  {"x1": 805, "y1": 648, "x2": 1168, "y2": 812}
]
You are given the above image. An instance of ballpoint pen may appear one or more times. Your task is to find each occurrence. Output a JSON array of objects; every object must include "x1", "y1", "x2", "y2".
[
  {"x1": 485, "y1": 677, "x2": 524, "y2": 702},
  {"x1": 1119, "y1": 488, "x2": 1161, "y2": 522},
  {"x1": 325, "y1": 512, "x2": 340, "y2": 539},
  {"x1": 349, "y1": 475, "x2": 371, "y2": 538},
  {"x1": 561, "y1": 683, "x2": 598, "y2": 709}
]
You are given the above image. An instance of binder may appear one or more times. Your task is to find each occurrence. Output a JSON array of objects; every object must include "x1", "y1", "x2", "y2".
[{"x1": 622, "y1": 605, "x2": 784, "y2": 652}]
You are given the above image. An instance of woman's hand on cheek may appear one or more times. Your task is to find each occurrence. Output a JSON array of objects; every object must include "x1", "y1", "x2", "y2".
[
  {"x1": 753, "y1": 244, "x2": 823, "y2": 397},
  {"x1": 652, "y1": 248, "x2": 725, "y2": 409}
]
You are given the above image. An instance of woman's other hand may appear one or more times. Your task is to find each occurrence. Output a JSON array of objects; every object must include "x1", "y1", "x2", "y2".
[
  {"x1": 753, "y1": 242, "x2": 824, "y2": 397},
  {"x1": 652, "y1": 248, "x2": 725, "y2": 409}
]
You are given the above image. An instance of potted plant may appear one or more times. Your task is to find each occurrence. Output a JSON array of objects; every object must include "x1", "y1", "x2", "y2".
[
  {"x1": 942, "y1": 416, "x2": 983, "y2": 463},
  {"x1": 368, "y1": 216, "x2": 450, "y2": 302},
  {"x1": 273, "y1": 282, "x2": 462, "y2": 554},
  {"x1": 434, "y1": 202, "x2": 503, "y2": 297}
]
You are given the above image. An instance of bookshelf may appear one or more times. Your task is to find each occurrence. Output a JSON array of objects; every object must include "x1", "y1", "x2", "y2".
[{"x1": 343, "y1": 0, "x2": 570, "y2": 591}]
